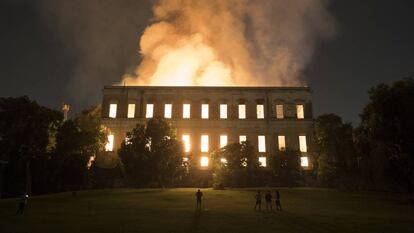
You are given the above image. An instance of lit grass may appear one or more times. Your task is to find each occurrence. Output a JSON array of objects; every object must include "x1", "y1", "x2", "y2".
[{"x1": 0, "y1": 188, "x2": 413, "y2": 233}]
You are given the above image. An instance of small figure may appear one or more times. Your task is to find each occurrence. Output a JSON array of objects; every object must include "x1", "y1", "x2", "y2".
[
  {"x1": 275, "y1": 190, "x2": 282, "y2": 211},
  {"x1": 16, "y1": 194, "x2": 28, "y2": 215},
  {"x1": 254, "y1": 191, "x2": 262, "y2": 210},
  {"x1": 195, "y1": 189, "x2": 203, "y2": 210},
  {"x1": 265, "y1": 191, "x2": 273, "y2": 211}
]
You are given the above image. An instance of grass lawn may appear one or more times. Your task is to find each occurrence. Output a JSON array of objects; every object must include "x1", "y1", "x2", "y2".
[{"x1": 0, "y1": 188, "x2": 413, "y2": 233}]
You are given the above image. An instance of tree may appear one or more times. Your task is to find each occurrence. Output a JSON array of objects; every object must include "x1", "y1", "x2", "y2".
[
  {"x1": 356, "y1": 77, "x2": 414, "y2": 199},
  {"x1": 212, "y1": 141, "x2": 259, "y2": 187},
  {"x1": 314, "y1": 114, "x2": 357, "y2": 187},
  {"x1": 269, "y1": 149, "x2": 301, "y2": 187},
  {"x1": 118, "y1": 119, "x2": 184, "y2": 187},
  {"x1": 0, "y1": 96, "x2": 62, "y2": 196}
]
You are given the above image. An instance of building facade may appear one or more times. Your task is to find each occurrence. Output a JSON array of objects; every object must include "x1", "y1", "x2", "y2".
[{"x1": 101, "y1": 86, "x2": 314, "y2": 169}]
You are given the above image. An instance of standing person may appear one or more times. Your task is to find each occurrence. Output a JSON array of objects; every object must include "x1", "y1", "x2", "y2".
[
  {"x1": 195, "y1": 189, "x2": 203, "y2": 210},
  {"x1": 265, "y1": 191, "x2": 273, "y2": 211},
  {"x1": 254, "y1": 191, "x2": 262, "y2": 210},
  {"x1": 275, "y1": 190, "x2": 282, "y2": 211},
  {"x1": 16, "y1": 194, "x2": 28, "y2": 215}
]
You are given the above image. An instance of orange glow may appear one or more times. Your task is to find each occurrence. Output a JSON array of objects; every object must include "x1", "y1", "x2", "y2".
[
  {"x1": 299, "y1": 135, "x2": 307, "y2": 152},
  {"x1": 105, "y1": 134, "x2": 114, "y2": 152},
  {"x1": 278, "y1": 135, "x2": 286, "y2": 151},
  {"x1": 201, "y1": 135, "x2": 209, "y2": 152},
  {"x1": 183, "y1": 104, "x2": 191, "y2": 118},
  {"x1": 297, "y1": 105, "x2": 304, "y2": 119},
  {"x1": 201, "y1": 156, "x2": 209, "y2": 167},
  {"x1": 109, "y1": 104, "x2": 117, "y2": 118},
  {"x1": 164, "y1": 104, "x2": 172, "y2": 118},
  {"x1": 201, "y1": 104, "x2": 209, "y2": 119},
  {"x1": 182, "y1": 134, "x2": 191, "y2": 153},
  {"x1": 220, "y1": 135, "x2": 228, "y2": 148}
]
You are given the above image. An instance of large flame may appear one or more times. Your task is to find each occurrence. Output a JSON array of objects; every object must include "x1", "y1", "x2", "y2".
[{"x1": 122, "y1": 0, "x2": 335, "y2": 86}]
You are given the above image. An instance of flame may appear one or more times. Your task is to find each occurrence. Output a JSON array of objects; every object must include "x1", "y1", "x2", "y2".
[{"x1": 122, "y1": 0, "x2": 335, "y2": 86}]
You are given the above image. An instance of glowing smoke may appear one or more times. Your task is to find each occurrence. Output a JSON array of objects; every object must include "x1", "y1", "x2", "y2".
[{"x1": 122, "y1": 0, "x2": 335, "y2": 86}]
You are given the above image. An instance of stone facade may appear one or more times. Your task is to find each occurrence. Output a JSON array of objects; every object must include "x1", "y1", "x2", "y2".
[{"x1": 100, "y1": 86, "x2": 314, "y2": 169}]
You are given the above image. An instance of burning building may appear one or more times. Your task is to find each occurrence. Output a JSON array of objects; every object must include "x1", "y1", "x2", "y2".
[{"x1": 101, "y1": 85, "x2": 314, "y2": 169}]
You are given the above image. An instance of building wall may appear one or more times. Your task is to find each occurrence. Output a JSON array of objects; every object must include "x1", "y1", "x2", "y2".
[{"x1": 100, "y1": 86, "x2": 314, "y2": 169}]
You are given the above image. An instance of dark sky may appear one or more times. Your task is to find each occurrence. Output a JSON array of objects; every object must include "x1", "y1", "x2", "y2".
[{"x1": 1, "y1": 0, "x2": 413, "y2": 125}]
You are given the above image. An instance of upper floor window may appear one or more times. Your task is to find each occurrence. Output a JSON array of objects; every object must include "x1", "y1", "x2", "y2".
[
  {"x1": 220, "y1": 104, "x2": 227, "y2": 119},
  {"x1": 238, "y1": 104, "x2": 246, "y2": 119},
  {"x1": 258, "y1": 135, "x2": 266, "y2": 152},
  {"x1": 220, "y1": 135, "x2": 228, "y2": 148},
  {"x1": 276, "y1": 104, "x2": 284, "y2": 119},
  {"x1": 183, "y1": 104, "x2": 191, "y2": 119},
  {"x1": 105, "y1": 134, "x2": 114, "y2": 151},
  {"x1": 278, "y1": 135, "x2": 286, "y2": 151},
  {"x1": 257, "y1": 104, "x2": 264, "y2": 119},
  {"x1": 127, "y1": 104, "x2": 135, "y2": 118},
  {"x1": 201, "y1": 104, "x2": 209, "y2": 119},
  {"x1": 299, "y1": 135, "x2": 307, "y2": 152},
  {"x1": 296, "y1": 104, "x2": 304, "y2": 119},
  {"x1": 109, "y1": 104, "x2": 117, "y2": 118},
  {"x1": 164, "y1": 104, "x2": 172, "y2": 118},
  {"x1": 146, "y1": 104, "x2": 154, "y2": 118}
]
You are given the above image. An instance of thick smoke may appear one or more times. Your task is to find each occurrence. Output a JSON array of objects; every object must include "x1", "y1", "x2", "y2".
[{"x1": 123, "y1": 0, "x2": 335, "y2": 86}]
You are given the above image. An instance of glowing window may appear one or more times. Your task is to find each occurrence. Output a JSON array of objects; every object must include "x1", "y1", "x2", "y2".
[
  {"x1": 220, "y1": 135, "x2": 228, "y2": 148},
  {"x1": 278, "y1": 135, "x2": 286, "y2": 151},
  {"x1": 238, "y1": 104, "x2": 246, "y2": 119},
  {"x1": 258, "y1": 135, "x2": 266, "y2": 152},
  {"x1": 220, "y1": 158, "x2": 228, "y2": 164},
  {"x1": 220, "y1": 104, "x2": 227, "y2": 119},
  {"x1": 109, "y1": 104, "x2": 117, "y2": 118},
  {"x1": 299, "y1": 135, "x2": 307, "y2": 152},
  {"x1": 127, "y1": 104, "x2": 135, "y2": 118},
  {"x1": 201, "y1": 156, "x2": 209, "y2": 167},
  {"x1": 201, "y1": 135, "x2": 209, "y2": 152},
  {"x1": 164, "y1": 104, "x2": 172, "y2": 118},
  {"x1": 182, "y1": 135, "x2": 191, "y2": 153},
  {"x1": 301, "y1": 157, "x2": 309, "y2": 167},
  {"x1": 201, "y1": 104, "x2": 209, "y2": 119},
  {"x1": 276, "y1": 104, "x2": 284, "y2": 119},
  {"x1": 105, "y1": 134, "x2": 114, "y2": 152},
  {"x1": 239, "y1": 135, "x2": 247, "y2": 143},
  {"x1": 259, "y1": 157, "x2": 267, "y2": 167},
  {"x1": 257, "y1": 104, "x2": 264, "y2": 119},
  {"x1": 146, "y1": 104, "x2": 154, "y2": 118},
  {"x1": 183, "y1": 104, "x2": 191, "y2": 119},
  {"x1": 297, "y1": 105, "x2": 304, "y2": 119}
]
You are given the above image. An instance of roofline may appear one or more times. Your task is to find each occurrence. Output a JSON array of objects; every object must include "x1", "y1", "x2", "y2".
[{"x1": 103, "y1": 85, "x2": 312, "y2": 91}]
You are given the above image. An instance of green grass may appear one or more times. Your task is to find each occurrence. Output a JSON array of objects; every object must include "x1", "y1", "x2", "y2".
[{"x1": 0, "y1": 188, "x2": 413, "y2": 233}]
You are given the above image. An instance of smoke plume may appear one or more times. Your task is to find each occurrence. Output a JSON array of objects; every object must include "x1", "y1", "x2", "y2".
[{"x1": 122, "y1": 0, "x2": 335, "y2": 86}]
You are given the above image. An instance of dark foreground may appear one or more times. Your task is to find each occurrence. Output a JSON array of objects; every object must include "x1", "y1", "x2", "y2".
[{"x1": 0, "y1": 188, "x2": 413, "y2": 233}]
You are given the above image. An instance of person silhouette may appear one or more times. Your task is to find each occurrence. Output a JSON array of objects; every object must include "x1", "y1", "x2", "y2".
[
  {"x1": 254, "y1": 191, "x2": 262, "y2": 210},
  {"x1": 275, "y1": 190, "x2": 282, "y2": 211},
  {"x1": 195, "y1": 189, "x2": 203, "y2": 210},
  {"x1": 16, "y1": 194, "x2": 28, "y2": 215},
  {"x1": 265, "y1": 191, "x2": 273, "y2": 211}
]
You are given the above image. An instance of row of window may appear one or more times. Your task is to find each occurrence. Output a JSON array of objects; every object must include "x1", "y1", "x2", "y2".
[
  {"x1": 193, "y1": 155, "x2": 309, "y2": 168},
  {"x1": 108, "y1": 103, "x2": 305, "y2": 119},
  {"x1": 105, "y1": 134, "x2": 308, "y2": 154}
]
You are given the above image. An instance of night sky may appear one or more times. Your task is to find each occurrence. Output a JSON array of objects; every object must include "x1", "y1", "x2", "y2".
[{"x1": 1, "y1": 0, "x2": 413, "y2": 124}]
